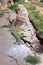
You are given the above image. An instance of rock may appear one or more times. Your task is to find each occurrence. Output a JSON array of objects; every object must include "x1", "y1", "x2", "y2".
[
  {"x1": 9, "y1": 12, "x2": 17, "y2": 23},
  {"x1": 3, "y1": 13, "x2": 9, "y2": 19},
  {"x1": 0, "y1": 53, "x2": 19, "y2": 65},
  {"x1": 7, "y1": 9, "x2": 12, "y2": 13},
  {"x1": 17, "y1": 4, "x2": 39, "y2": 43},
  {"x1": 0, "y1": 18, "x2": 9, "y2": 27},
  {"x1": 0, "y1": 52, "x2": 31, "y2": 65},
  {"x1": 17, "y1": 12, "x2": 26, "y2": 23},
  {"x1": 7, "y1": 45, "x2": 34, "y2": 59},
  {"x1": 0, "y1": 27, "x2": 32, "y2": 65},
  {"x1": 0, "y1": 12, "x2": 10, "y2": 27},
  {"x1": 0, "y1": 28, "x2": 16, "y2": 54},
  {"x1": 26, "y1": 43, "x2": 31, "y2": 47}
]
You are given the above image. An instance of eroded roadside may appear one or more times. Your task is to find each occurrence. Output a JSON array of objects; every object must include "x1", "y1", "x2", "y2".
[{"x1": 0, "y1": 3, "x2": 43, "y2": 65}]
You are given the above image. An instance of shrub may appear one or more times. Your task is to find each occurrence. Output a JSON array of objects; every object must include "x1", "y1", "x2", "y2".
[
  {"x1": 13, "y1": 0, "x2": 25, "y2": 3},
  {"x1": 8, "y1": 4, "x2": 20, "y2": 13},
  {"x1": 26, "y1": 5, "x2": 36, "y2": 10},
  {"x1": 25, "y1": 56, "x2": 40, "y2": 65}
]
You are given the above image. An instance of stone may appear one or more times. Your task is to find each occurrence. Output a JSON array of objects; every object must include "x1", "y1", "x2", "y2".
[
  {"x1": 3, "y1": 13, "x2": 9, "y2": 19},
  {"x1": 0, "y1": 27, "x2": 32, "y2": 65},
  {"x1": 18, "y1": 4, "x2": 39, "y2": 43},
  {"x1": 9, "y1": 12, "x2": 17, "y2": 23},
  {"x1": 7, "y1": 45, "x2": 34, "y2": 59},
  {"x1": 17, "y1": 12, "x2": 26, "y2": 23},
  {"x1": 0, "y1": 18, "x2": 9, "y2": 27},
  {"x1": 0, "y1": 12, "x2": 10, "y2": 27},
  {"x1": 0, "y1": 53, "x2": 30, "y2": 65}
]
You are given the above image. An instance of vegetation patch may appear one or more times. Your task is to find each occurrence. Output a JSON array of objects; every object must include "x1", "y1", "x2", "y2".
[
  {"x1": 8, "y1": 4, "x2": 20, "y2": 13},
  {"x1": 13, "y1": 0, "x2": 25, "y2": 3},
  {"x1": 25, "y1": 56, "x2": 40, "y2": 65},
  {"x1": 26, "y1": 5, "x2": 36, "y2": 10},
  {"x1": 24, "y1": 3, "x2": 43, "y2": 38}
]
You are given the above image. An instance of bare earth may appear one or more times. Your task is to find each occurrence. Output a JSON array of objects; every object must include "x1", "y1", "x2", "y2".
[{"x1": 35, "y1": 5, "x2": 43, "y2": 15}]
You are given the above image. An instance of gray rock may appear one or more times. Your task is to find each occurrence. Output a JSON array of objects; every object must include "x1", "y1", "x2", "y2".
[
  {"x1": 7, "y1": 45, "x2": 34, "y2": 59},
  {"x1": 0, "y1": 28, "x2": 16, "y2": 54},
  {"x1": 9, "y1": 12, "x2": 17, "y2": 23},
  {"x1": 0, "y1": 28, "x2": 32, "y2": 65},
  {"x1": 17, "y1": 12, "x2": 26, "y2": 23},
  {"x1": 18, "y1": 4, "x2": 39, "y2": 43},
  {"x1": 0, "y1": 18, "x2": 9, "y2": 27}
]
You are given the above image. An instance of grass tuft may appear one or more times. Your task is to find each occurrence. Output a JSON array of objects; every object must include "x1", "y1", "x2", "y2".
[
  {"x1": 8, "y1": 4, "x2": 20, "y2": 13},
  {"x1": 25, "y1": 56, "x2": 40, "y2": 65}
]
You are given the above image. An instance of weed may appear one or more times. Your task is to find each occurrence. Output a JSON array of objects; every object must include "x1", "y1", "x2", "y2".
[
  {"x1": 8, "y1": 4, "x2": 20, "y2": 13},
  {"x1": 25, "y1": 56, "x2": 40, "y2": 65}
]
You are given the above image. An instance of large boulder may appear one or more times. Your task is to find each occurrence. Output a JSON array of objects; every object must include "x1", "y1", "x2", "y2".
[
  {"x1": 0, "y1": 13, "x2": 10, "y2": 27},
  {"x1": 17, "y1": 12, "x2": 26, "y2": 23},
  {"x1": 7, "y1": 44, "x2": 34, "y2": 59},
  {"x1": 0, "y1": 28, "x2": 16, "y2": 54}
]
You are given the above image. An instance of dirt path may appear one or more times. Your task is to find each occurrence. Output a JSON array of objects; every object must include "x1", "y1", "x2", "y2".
[{"x1": 35, "y1": 5, "x2": 43, "y2": 15}]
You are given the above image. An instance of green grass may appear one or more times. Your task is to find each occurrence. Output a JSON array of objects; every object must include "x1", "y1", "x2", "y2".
[
  {"x1": 2, "y1": 24, "x2": 27, "y2": 44},
  {"x1": 8, "y1": 4, "x2": 20, "y2": 13},
  {"x1": 26, "y1": 5, "x2": 36, "y2": 10},
  {"x1": 25, "y1": 56, "x2": 40, "y2": 65}
]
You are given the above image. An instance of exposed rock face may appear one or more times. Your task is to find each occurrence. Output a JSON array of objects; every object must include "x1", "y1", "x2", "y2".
[
  {"x1": 17, "y1": 4, "x2": 39, "y2": 43},
  {"x1": 0, "y1": 28, "x2": 16, "y2": 52},
  {"x1": 17, "y1": 12, "x2": 26, "y2": 23},
  {"x1": 7, "y1": 45, "x2": 34, "y2": 59},
  {"x1": 0, "y1": 11, "x2": 33, "y2": 65},
  {"x1": 0, "y1": 27, "x2": 32, "y2": 65},
  {"x1": 0, "y1": 15, "x2": 9, "y2": 27},
  {"x1": 9, "y1": 12, "x2": 17, "y2": 23}
]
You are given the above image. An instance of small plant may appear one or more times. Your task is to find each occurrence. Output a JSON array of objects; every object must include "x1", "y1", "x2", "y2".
[
  {"x1": 27, "y1": 5, "x2": 36, "y2": 10},
  {"x1": 20, "y1": 33, "x2": 27, "y2": 39},
  {"x1": 25, "y1": 56, "x2": 40, "y2": 65},
  {"x1": 8, "y1": 4, "x2": 20, "y2": 13},
  {"x1": 13, "y1": 0, "x2": 25, "y2": 3}
]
